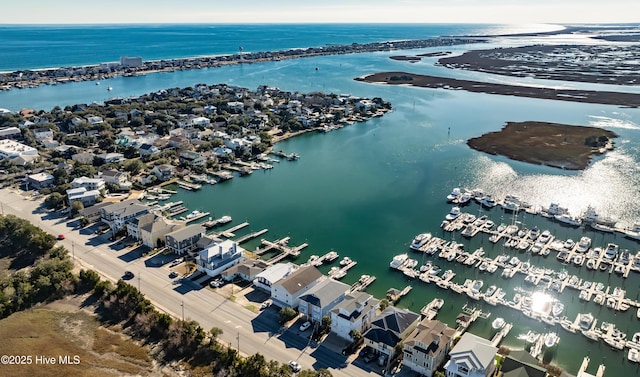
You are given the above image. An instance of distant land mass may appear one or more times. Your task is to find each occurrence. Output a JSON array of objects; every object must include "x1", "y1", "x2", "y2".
[{"x1": 466, "y1": 121, "x2": 617, "y2": 170}]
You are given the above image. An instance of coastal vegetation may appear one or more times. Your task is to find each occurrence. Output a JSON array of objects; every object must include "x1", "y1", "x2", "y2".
[
  {"x1": 0, "y1": 213, "x2": 332, "y2": 376},
  {"x1": 466, "y1": 121, "x2": 617, "y2": 170}
]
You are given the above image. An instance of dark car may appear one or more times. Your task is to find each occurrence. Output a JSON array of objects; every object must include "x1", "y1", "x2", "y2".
[
  {"x1": 169, "y1": 271, "x2": 179, "y2": 279},
  {"x1": 123, "y1": 271, "x2": 134, "y2": 279}
]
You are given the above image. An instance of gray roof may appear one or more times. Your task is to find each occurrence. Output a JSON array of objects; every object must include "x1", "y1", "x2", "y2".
[
  {"x1": 102, "y1": 199, "x2": 148, "y2": 216},
  {"x1": 501, "y1": 350, "x2": 547, "y2": 377},
  {"x1": 331, "y1": 291, "x2": 379, "y2": 322},
  {"x1": 278, "y1": 265, "x2": 324, "y2": 295},
  {"x1": 371, "y1": 306, "x2": 420, "y2": 335},
  {"x1": 166, "y1": 224, "x2": 205, "y2": 240},
  {"x1": 299, "y1": 278, "x2": 349, "y2": 307},
  {"x1": 405, "y1": 319, "x2": 455, "y2": 357},
  {"x1": 448, "y1": 332, "x2": 497, "y2": 372}
]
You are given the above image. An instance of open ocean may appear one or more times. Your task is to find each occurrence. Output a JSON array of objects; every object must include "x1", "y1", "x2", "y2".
[{"x1": 2, "y1": 23, "x2": 640, "y2": 376}]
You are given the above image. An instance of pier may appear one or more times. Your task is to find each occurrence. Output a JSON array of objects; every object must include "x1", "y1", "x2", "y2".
[
  {"x1": 259, "y1": 238, "x2": 308, "y2": 264},
  {"x1": 349, "y1": 275, "x2": 376, "y2": 293},
  {"x1": 210, "y1": 170, "x2": 234, "y2": 181},
  {"x1": 386, "y1": 285, "x2": 412, "y2": 305},
  {"x1": 177, "y1": 180, "x2": 202, "y2": 191},
  {"x1": 491, "y1": 323, "x2": 512, "y2": 347},
  {"x1": 221, "y1": 222, "x2": 250, "y2": 238},
  {"x1": 420, "y1": 298, "x2": 444, "y2": 320},
  {"x1": 235, "y1": 229, "x2": 269, "y2": 244},
  {"x1": 255, "y1": 237, "x2": 290, "y2": 256},
  {"x1": 328, "y1": 259, "x2": 357, "y2": 280}
]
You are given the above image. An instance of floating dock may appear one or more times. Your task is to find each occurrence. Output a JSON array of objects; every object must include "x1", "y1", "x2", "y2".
[
  {"x1": 350, "y1": 275, "x2": 376, "y2": 293},
  {"x1": 221, "y1": 222, "x2": 250, "y2": 238},
  {"x1": 235, "y1": 229, "x2": 268, "y2": 244},
  {"x1": 386, "y1": 285, "x2": 412, "y2": 305}
]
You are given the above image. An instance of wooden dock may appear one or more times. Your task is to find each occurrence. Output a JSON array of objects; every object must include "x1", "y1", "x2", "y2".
[
  {"x1": 185, "y1": 211, "x2": 210, "y2": 223},
  {"x1": 235, "y1": 228, "x2": 268, "y2": 244},
  {"x1": 350, "y1": 275, "x2": 376, "y2": 293},
  {"x1": 255, "y1": 237, "x2": 290, "y2": 255},
  {"x1": 491, "y1": 323, "x2": 512, "y2": 347},
  {"x1": 221, "y1": 222, "x2": 250, "y2": 238},
  {"x1": 177, "y1": 180, "x2": 202, "y2": 191},
  {"x1": 261, "y1": 238, "x2": 308, "y2": 264},
  {"x1": 386, "y1": 285, "x2": 412, "y2": 305}
]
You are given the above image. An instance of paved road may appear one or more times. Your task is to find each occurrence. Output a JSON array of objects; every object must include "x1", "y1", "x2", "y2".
[{"x1": 0, "y1": 190, "x2": 381, "y2": 377}]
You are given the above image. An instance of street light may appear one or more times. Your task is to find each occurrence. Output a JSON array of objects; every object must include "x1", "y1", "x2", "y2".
[
  {"x1": 181, "y1": 300, "x2": 184, "y2": 321},
  {"x1": 236, "y1": 332, "x2": 240, "y2": 354}
]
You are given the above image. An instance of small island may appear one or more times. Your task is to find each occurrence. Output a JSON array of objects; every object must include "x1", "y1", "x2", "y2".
[{"x1": 466, "y1": 121, "x2": 617, "y2": 170}]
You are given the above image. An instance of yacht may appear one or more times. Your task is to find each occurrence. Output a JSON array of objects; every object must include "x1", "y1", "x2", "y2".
[
  {"x1": 389, "y1": 253, "x2": 409, "y2": 269},
  {"x1": 623, "y1": 223, "x2": 640, "y2": 241},
  {"x1": 551, "y1": 301, "x2": 564, "y2": 317},
  {"x1": 217, "y1": 215, "x2": 232, "y2": 224},
  {"x1": 538, "y1": 230, "x2": 552, "y2": 243},
  {"x1": 340, "y1": 257, "x2": 353, "y2": 266},
  {"x1": 544, "y1": 202, "x2": 568, "y2": 217},
  {"x1": 628, "y1": 348, "x2": 639, "y2": 363},
  {"x1": 429, "y1": 265, "x2": 442, "y2": 276},
  {"x1": 604, "y1": 243, "x2": 619, "y2": 260},
  {"x1": 576, "y1": 236, "x2": 592, "y2": 253},
  {"x1": 479, "y1": 195, "x2": 498, "y2": 208},
  {"x1": 573, "y1": 254, "x2": 585, "y2": 266},
  {"x1": 492, "y1": 317, "x2": 506, "y2": 330},
  {"x1": 445, "y1": 207, "x2": 461, "y2": 220},
  {"x1": 563, "y1": 239, "x2": 575, "y2": 250},
  {"x1": 578, "y1": 313, "x2": 594, "y2": 331},
  {"x1": 501, "y1": 194, "x2": 521, "y2": 212},
  {"x1": 410, "y1": 233, "x2": 432, "y2": 251},
  {"x1": 555, "y1": 213, "x2": 582, "y2": 226},
  {"x1": 470, "y1": 279, "x2": 484, "y2": 293},
  {"x1": 544, "y1": 332, "x2": 560, "y2": 348},
  {"x1": 528, "y1": 227, "x2": 540, "y2": 240},
  {"x1": 457, "y1": 192, "x2": 472, "y2": 206},
  {"x1": 404, "y1": 259, "x2": 418, "y2": 269},
  {"x1": 446, "y1": 188, "x2": 461, "y2": 202}
]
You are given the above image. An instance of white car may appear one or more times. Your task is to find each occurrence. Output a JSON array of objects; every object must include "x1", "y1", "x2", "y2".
[
  {"x1": 288, "y1": 360, "x2": 301, "y2": 372},
  {"x1": 260, "y1": 300, "x2": 272, "y2": 310},
  {"x1": 299, "y1": 321, "x2": 311, "y2": 332}
]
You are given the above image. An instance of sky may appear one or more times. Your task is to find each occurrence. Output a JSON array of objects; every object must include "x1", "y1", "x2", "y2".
[{"x1": 1, "y1": 0, "x2": 638, "y2": 24}]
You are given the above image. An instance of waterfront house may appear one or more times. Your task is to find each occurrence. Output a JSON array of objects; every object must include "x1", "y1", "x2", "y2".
[
  {"x1": 363, "y1": 307, "x2": 421, "y2": 359},
  {"x1": 178, "y1": 150, "x2": 207, "y2": 166},
  {"x1": 402, "y1": 319, "x2": 456, "y2": 377},
  {"x1": 270, "y1": 265, "x2": 325, "y2": 309},
  {"x1": 498, "y1": 350, "x2": 547, "y2": 377},
  {"x1": 66, "y1": 187, "x2": 101, "y2": 207},
  {"x1": 26, "y1": 172, "x2": 54, "y2": 190},
  {"x1": 99, "y1": 199, "x2": 149, "y2": 237},
  {"x1": 196, "y1": 239, "x2": 244, "y2": 277},
  {"x1": 151, "y1": 164, "x2": 175, "y2": 181},
  {"x1": 78, "y1": 202, "x2": 113, "y2": 223},
  {"x1": 71, "y1": 176, "x2": 105, "y2": 192},
  {"x1": 165, "y1": 224, "x2": 205, "y2": 255},
  {"x1": 139, "y1": 143, "x2": 161, "y2": 157},
  {"x1": 221, "y1": 258, "x2": 269, "y2": 282},
  {"x1": 444, "y1": 332, "x2": 498, "y2": 377},
  {"x1": 138, "y1": 215, "x2": 185, "y2": 249},
  {"x1": 298, "y1": 278, "x2": 350, "y2": 323},
  {"x1": 99, "y1": 169, "x2": 131, "y2": 191},
  {"x1": 253, "y1": 262, "x2": 298, "y2": 293},
  {"x1": 330, "y1": 292, "x2": 379, "y2": 342}
]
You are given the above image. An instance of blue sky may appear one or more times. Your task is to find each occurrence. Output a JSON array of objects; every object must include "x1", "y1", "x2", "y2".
[{"x1": 2, "y1": 0, "x2": 638, "y2": 24}]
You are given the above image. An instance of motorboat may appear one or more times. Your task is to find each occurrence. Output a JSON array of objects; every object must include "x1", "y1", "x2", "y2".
[
  {"x1": 624, "y1": 223, "x2": 640, "y2": 241},
  {"x1": 555, "y1": 213, "x2": 582, "y2": 226},
  {"x1": 544, "y1": 332, "x2": 560, "y2": 348},
  {"x1": 340, "y1": 256, "x2": 353, "y2": 266},
  {"x1": 324, "y1": 251, "x2": 339, "y2": 262},
  {"x1": 487, "y1": 263, "x2": 498, "y2": 273},
  {"x1": 446, "y1": 188, "x2": 461, "y2": 202},
  {"x1": 603, "y1": 243, "x2": 619, "y2": 260},
  {"x1": 390, "y1": 253, "x2": 409, "y2": 269},
  {"x1": 501, "y1": 194, "x2": 521, "y2": 212},
  {"x1": 429, "y1": 265, "x2": 441, "y2": 276},
  {"x1": 579, "y1": 290, "x2": 589, "y2": 301},
  {"x1": 470, "y1": 279, "x2": 484, "y2": 293},
  {"x1": 485, "y1": 285, "x2": 497, "y2": 298},
  {"x1": 551, "y1": 302, "x2": 564, "y2": 317},
  {"x1": 457, "y1": 192, "x2": 472, "y2": 206},
  {"x1": 461, "y1": 225, "x2": 474, "y2": 238},
  {"x1": 629, "y1": 348, "x2": 639, "y2": 363},
  {"x1": 528, "y1": 227, "x2": 540, "y2": 240},
  {"x1": 492, "y1": 317, "x2": 506, "y2": 330},
  {"x1": 576, "y1": 236, "x2": 592, "y2": 253},
  {"x1": 544, "y1": 202, "x2": 568, "y2": 217},
  {"x1": 538, "y1": 230, "x2": 552, "y2": 243},
  {"x1": 509, "y1": 256, "x2": 520, "y2": 266},
  {"x1": 410, "y1": 233, "x2": 432, "y2": 251},
  {"x1": 484, "y1": 220, "x2": 494, "y2": 229},
  {"x1": 525, "y1": 331, "x2": 540, "y2": 344},
  {"x1": 217, "y1": 215, "x2": 232, "y2": 224},
  {"x1": 404, "y1": 259, "x2": 418, "y2": 269},
  {"x1": 586, "y1": 259, "x2": 597, "y2": 270},
  {"x1": 573, "y1": 254, "x2": 584, "y2": 266},
  {"x1": 614, "y1": 264, "x2": 625, "y2": 274},
  {"x1": 445, "y1": 206, "x2": 461, "y2": 220},
  {"x1": 563, "y1": 239, "x2": 576, "y2": 250},
  {"x1": 478, "y1": 195, "x2": 497, "y2": 208},
  {"x1": 578, "y1": 313, "x2": 594, "y2": 330},
  {"x1": 594, "y1": 293, "x2": 604, "y2": 305}
]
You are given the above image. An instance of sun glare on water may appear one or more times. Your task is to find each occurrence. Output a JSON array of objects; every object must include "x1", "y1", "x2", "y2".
[{"x1": 530, "y1": 291, "x2": 553, "y2": 315}]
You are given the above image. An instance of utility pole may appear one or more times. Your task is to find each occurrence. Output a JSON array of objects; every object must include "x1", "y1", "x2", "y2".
[
  {"x1": 137, "y1": 273, "x2": 141, "y2": 291},
  {"x1": 236, "y1": 332, "x2": 240, "y2": 354},
  {"x1": 181, "y1": 301, "x2": 184, "y2": 321},
  {"x1": 72, "y1": 241, "x2": 75, "y2": 260}
]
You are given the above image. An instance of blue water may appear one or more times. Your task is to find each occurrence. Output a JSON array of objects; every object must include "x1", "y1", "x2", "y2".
[{"x1": 2, "y1": 23, "x2": 640, "y2": 376}]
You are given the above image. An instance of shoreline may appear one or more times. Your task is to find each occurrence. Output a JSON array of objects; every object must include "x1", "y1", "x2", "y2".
[
  {"x1": 0, "y1": 37, "x2": 484, "y2": 91},
  {"x1": 355, "y1": 72, "x2": 640, "y2": 108}
]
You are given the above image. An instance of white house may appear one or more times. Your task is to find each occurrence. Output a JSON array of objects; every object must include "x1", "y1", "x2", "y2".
[
  {"x1": 33, "y1": 128, "x2": 54, "y2": 140},
  {"x1": 330, "y1": 292, "x2": 379, "y2": 341},
  {"x1": 253, "y1": 263, "x2": 298, "y2": 293},
  {"x1": 0, "y1": 139, "x2": 38, "y2": 159},
  {"x1": 71, "y1": 176, "x2": 105, "y2": 192},
  {"x1": 66, "y1": 187, "x2": 101, "y2": 207},
  {"x1": 444, "y1": 332, "x2": 497, "y2": 377},
  {"x1": 270, "y1": 265, "x2": 325, "y2": 309},
  {"x1": 298, "y1": 279, "x2": 350, "y2": 323},
  {"x1": 196, "y1": 240, "x2": 244, "y2": 277},
  {"x1": 99, "y1": 200, "x2": 150, "y2": 237}
]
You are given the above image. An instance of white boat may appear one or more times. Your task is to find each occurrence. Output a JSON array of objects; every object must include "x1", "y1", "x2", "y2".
[
  {"x1": 410, "y1": 233, "x2": 432, "y2": 250},
  {"x1": 544, "y1": 332, "x2": 560, "y2": 348},
  {"x1": 629, "y1": 348, "x2": 639, "y2": 363},
  {"x1": 404, "y1": 259, "x2": 418, "y2": 269},
  {"x1": 528, "y1": 227, "x2": 540, "y2": 240},
  {"x1": 576, "y1": 236, "x2": 592, "y2": 253},
  {"x1": 538, "y1": 230, "x2": 552, "y2": 243},
  {"x1": 433, "y1": 298, "x2": 444, "y2": 310},
  {"x1": 484, "y1": 285, "x2": 497, "y2": 298},
  {"x1": 479, "y1": 195, "x2": 498, "y2": 208},
  {"x1": 578, "y1": 313, "x2": 594, "y2": 330},
  {"x1": 446, "y1": 188, "x2": 461, "y2": 202},
  {"x1": 340, "y1": 257, "x2": 353, "y2": 266},
  {"x1": 544, "y1": 202, "x2": 568, "y2": 217},
  {"x1": 555, "y1": 213, "x2": 582, "y2": 226},
  {"x1": 217, "y1": 215, "x2": 232, "y2": 224},
  {"x1": 623, "y1": 223, "x2": 640, "y2": 240},
  {"x1": 185, "y1": 210, "x2": 201, "y2": 219},
  {"x1": 445, "y1": 206, "x2": 461, "y2": 220},
  {"x1": 586, "y1": 259, "x2": 597, "y2": 270},
  {"x1": 579, "y1": 290, "x2": 589, "y2": 301},
  {"x1": 470, "y1": 279, "x2": 484, "y2": 293},
  {"x1": 525, "y1": 331, "x2": 540, "y2": 344},
  {"x1": 390, "y1": 253, "x2": 409, "y2": 269},
  {"x1": 573, "y1": 254, "x2": 584, "y2": 266},
  {"x1": 492, "y1": 317, "x2": 506, "y2": 330},
  {"x1": 457, "y1": 192, "x2": 472, "y2": 205},
  {"x1": 428, "y1": 265, "x2": 441, "y2": 276},
  {"x1": 604, "y1": 243, "x2": 619, "y2": 260},
  {"x1": 107, "y1": 86, "x2": 113, "y2": 91}
]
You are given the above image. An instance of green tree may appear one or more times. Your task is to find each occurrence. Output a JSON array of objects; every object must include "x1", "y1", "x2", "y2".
[
  {"x1": 379, "y1": 299, "x2": 389, "y2": 311},
  {"x1": 278, "y1": 307, "x2": 297, "y2": 323},
  {"x1": 123, "y1": 159, "x2": 145, "y2": 175},
  {"x1": 44, "y1": 192, "x2": 65, "y2": 210},
  {"x1": 70, "y1": 200, "x2": 84, "y2": 217}
]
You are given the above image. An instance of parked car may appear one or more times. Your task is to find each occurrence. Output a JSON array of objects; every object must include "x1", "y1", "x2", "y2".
[
  {"x1": 288, "y1": 360, "x2": 301, "y2": 372},
  {"x1": 169, "y1": 271, "x2": 179, "y2": 279},
  {"x1": 123, "y1": 271, "x2": 134, "y2": 279},
  {"x1": 57, "y1": 234, "x2": 65, "y2": 240},
  {"x1": 299, "y1": 321, "x2": 312, "y2": 332},
  {"x1": 378, "y1": 353, "x2": 389, "y2": 366},
  {"x1": 260, "y1": 300, "x2": 272, "y2": 310},
  {"x1": 364, "y1": 353, "x2": 376, "y2": 363}
]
